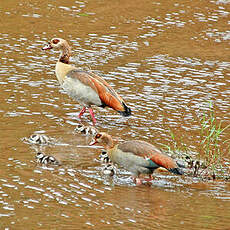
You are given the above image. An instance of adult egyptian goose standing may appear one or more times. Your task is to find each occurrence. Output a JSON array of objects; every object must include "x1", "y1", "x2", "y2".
[
  {"x1": 42, "y1": 38, "x2": 131, "y2": 124},
  {"x1": 90, "y1": 133, "x2": 183, "y2": 185}
]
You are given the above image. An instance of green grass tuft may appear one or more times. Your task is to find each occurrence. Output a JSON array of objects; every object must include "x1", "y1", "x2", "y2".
[
  {"x1": 162, "y1": 101, "x2": 230, "y2": 179},
  {"x1": 200, "y1": 101, "x2": 230, "y2": 171}
]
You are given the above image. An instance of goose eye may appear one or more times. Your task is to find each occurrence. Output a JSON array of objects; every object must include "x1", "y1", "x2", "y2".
[
  {"x1": 52, "y1": 39, "x2": 60, "y2": 44},
  {"x1": 95, "y1": 133, "x2": 102, "y2": 139}
]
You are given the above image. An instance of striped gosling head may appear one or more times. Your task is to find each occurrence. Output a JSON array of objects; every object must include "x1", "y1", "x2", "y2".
[
  {"x1": 99, "y1": 150, "x2": 111, "y2": 164},
  {"x1": 36, "y1": 152, "x2": 60, "y2": 166},
  {"x1": 28, "y1": 134, "x2": 49, "y2": 145},
  {"x1": 102, "y1": 164, "x2": 116, "y2": 176}
]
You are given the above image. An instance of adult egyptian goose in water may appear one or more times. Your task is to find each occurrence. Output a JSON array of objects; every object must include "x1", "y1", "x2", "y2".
[
  {"x1": 42, "y1": 38, "x2": 131, "y2": 124},
  {"x1": 90, "y1": 133, "x2": 183, "y2": 185}
]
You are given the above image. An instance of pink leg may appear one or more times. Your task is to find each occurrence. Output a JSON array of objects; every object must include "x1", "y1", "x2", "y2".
[
  {"x1": 78, "y1": 107, "x2": 86, "y2": 119},
  {"x1": 133, "y1": 176, "x2": 153, "y2": 185},
  {"x1": 144, "y1": 177, "x2": 154, "y2": 182},
  {"x1": 88, "y1": 107, "x2": 97, "y2": 125},
  {"x1": 135, "y1": 178, "x2": 143, "y2": 185},
  {"x1": 132, "y1": 176, "x2": 143, "y2": 185}
]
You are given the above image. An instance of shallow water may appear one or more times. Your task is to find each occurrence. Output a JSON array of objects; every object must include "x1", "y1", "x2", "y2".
[{"x1": 0, "y1": 0, "x2": 230, "y2": 229}]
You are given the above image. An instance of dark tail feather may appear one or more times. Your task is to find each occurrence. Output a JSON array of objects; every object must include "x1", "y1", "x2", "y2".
[
  {"x1": 168, "y1": 167, "x2": 184, "y2": 175},
  {"x1": 118, "y1": 102, "x2": 131, "y2": 117}
]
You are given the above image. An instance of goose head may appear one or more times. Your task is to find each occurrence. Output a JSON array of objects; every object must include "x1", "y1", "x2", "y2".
[
  {"x1": 42, "y1": 38, "x2": 71, "y2": 63},
  {"x1": 89, "y1": 132, "x2": 114, "y2": 149},
  {"x1": 42, "y1": 38, "x2": 69, "y2": 51}
]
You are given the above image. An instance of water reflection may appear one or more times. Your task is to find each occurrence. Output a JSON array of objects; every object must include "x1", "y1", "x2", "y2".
[{"x1": 0, "y1": 0, "x2": 230, "y2": 229}]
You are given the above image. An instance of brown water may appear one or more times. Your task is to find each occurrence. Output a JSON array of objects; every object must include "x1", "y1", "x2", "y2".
[{"x1": 1, "y1": 0, "x2": 230, "y2": 229}]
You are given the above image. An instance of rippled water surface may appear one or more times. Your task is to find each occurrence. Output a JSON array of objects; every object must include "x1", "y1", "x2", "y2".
[{"x1": 1, "y1": 0, "x2": 230, "y2": 229}]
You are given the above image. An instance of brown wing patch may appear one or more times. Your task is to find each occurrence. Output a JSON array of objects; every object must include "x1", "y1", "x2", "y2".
[
  {"x1": 118, "y1": 140, "x2": 177, "y2": 169},
  {"x1": 67, "y1": 70, "x2": 98, "y2": 92},
  {"x1": 149, "y1": 153, "x2": 177, "y2": 170},
  {"x1": 118, "y1": 140, "x2": 162, "y2": 157},
  {"x1": 90, "y1": 78, "x2": 124, "y2": 111},
  {"x1": 89, "y1": 72, "x2": 126, "y2": 104},
  {"x1": 67, "y1": 70, "x2": 125, "y2": 111}
]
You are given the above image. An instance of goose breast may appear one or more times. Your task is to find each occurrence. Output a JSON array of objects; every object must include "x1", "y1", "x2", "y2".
[{"x1": 62, "y1": 76, "x2": 102, "y2": 106}]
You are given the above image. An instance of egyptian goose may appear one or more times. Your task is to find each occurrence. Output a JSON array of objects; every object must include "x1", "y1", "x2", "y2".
[
  {"x1": 90, "y1": 133, "x2": 183, "y2": 185},
  {"x1": 42, "y1": 38, "x2": 131, "y2": 124},
  {"x1": 26, "y1": 134, "x2": 51, "y2": 145},
  {"x1": 102, "y1": 163, "x2": 116, "y2": 176},
  {"x1": 99, "y1": 150, "x2": 111, "y2": 164},
  {"x1": 75, "y1": 124, "x2": 98, "y2": 136},
  {"x1": 36, "y1": 152, "x2": 60, "y2": 166}
]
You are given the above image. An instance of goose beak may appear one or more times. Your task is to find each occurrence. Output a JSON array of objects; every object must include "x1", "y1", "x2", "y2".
[
  {"x1": 42, "y1": 43, "x2": 53, "y2": 50},
  {"x1": 89, "y1": 139, "x2": 97, "y2": 146}
]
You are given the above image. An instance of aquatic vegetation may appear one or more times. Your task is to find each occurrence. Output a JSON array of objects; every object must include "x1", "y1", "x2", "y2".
[
  {"x1": 163, "y1": 102, "x2": 230, "y2": 180},
  {"x1": 200, "y1": 102, "x2": 230, "y2": 171}
]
